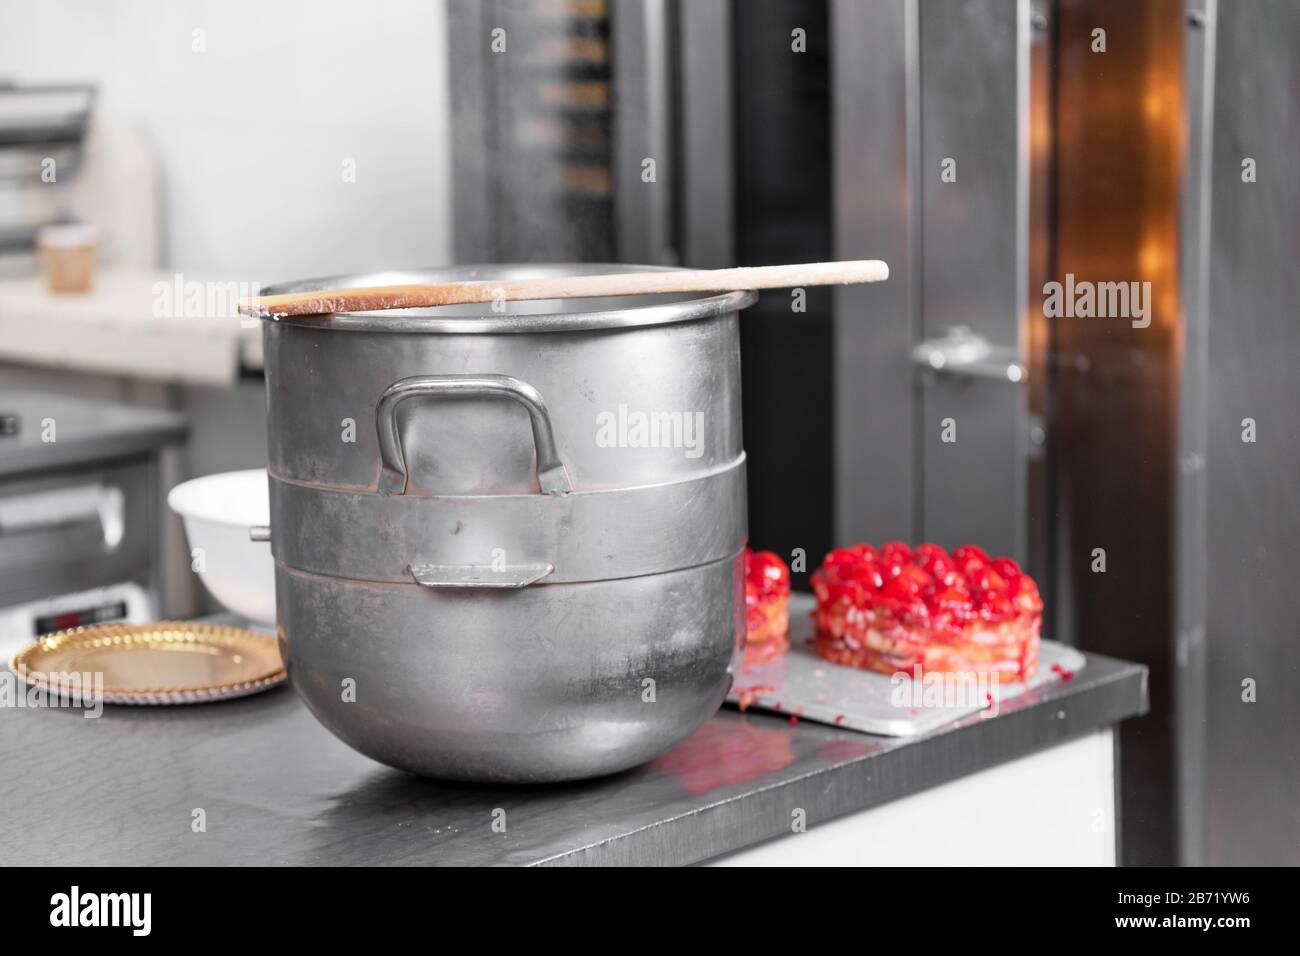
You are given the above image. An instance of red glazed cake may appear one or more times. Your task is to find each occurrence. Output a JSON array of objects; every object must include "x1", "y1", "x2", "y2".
[
  {"x1": 811, "y1": 542, "x2": 1042, "y2": 682},
  {"x1": 744, "y1": 547, "x2": 791, "y2": 665}
]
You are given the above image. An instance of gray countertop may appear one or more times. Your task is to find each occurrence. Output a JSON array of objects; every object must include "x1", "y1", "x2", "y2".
[
  {"x1": 0, "y1": 390, "x2": 187, "y2": 478},
  {"x1": 0, "y1": 618, "x2": 1147, "y2": 866}
]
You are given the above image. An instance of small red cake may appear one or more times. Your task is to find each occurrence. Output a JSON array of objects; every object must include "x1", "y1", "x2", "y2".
[
  {"x1": 744, "y1": 547, "x2": 791, "y2": 665},
  {"x1": 811, "y1": 542, "x2": 1042, "y2": 682}
]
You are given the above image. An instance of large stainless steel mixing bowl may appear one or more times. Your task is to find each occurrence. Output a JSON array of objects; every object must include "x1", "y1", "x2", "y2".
[{"x1": 260, "y1": 265, "x2": 755, "y2": 782}]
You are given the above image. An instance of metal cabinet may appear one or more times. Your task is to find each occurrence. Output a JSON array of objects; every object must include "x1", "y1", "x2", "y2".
[{"x1": 0, "y1": 391, "x2": 186, "y2": 644}]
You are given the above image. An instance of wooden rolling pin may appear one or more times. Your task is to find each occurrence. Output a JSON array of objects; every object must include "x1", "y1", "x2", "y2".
[{"x1": 238, "y1": 260, "x2": 889, "y2": 318}]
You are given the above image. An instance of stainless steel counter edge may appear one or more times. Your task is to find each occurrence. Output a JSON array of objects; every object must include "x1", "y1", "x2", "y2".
[{"x1": 533, "y1": 653, "x2": 1148, "y2": 865}]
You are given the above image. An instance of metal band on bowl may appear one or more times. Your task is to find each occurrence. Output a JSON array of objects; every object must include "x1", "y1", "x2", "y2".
[{"x1": 267, "y1": 456, "x2": 747, "y2": 586}]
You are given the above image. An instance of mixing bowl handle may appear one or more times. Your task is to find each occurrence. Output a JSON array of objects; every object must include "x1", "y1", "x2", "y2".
[{"x1": 375, "y1": 374, "x2": 573, "y2": 496}]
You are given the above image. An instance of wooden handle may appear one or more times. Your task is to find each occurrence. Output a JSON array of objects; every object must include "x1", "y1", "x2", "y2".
[{"x1": 238, "y1": 260, "x2": 889, "y2": 318}]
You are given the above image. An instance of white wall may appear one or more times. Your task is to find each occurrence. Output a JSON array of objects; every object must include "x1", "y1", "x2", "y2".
[{"x1": 0, "y1": 0, "x2": 452, "y2": 282}]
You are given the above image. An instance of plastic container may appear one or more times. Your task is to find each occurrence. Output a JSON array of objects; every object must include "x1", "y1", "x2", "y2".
[{"x1": 36, "y1": 223, "x2": 98, "y2": 293}]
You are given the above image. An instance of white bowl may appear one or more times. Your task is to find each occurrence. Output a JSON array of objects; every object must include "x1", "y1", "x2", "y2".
[{"x1": 167, "y1": 469, "x2": 275, "y2": 624}]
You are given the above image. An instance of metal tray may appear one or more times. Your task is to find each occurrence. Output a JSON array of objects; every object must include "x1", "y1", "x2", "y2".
[
  {"x1": 728, "y1": 594, "x2": 1086, "y2": 736},
  {"x1": 8, "y1": 621, "x2": 285, "y2": 705}
]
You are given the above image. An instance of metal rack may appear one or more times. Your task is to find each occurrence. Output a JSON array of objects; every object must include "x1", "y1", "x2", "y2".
[
  {"x1": 0, "y1": 82, "x2": 95, "y2": 182},
  {"x1": 0, "y1": 82, "x2": 95, "y2": 262}
]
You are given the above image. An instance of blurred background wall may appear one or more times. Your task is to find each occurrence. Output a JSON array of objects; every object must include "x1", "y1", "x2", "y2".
[{"x1": 0, "y1": 0, "x2": 453, "y2": 278}]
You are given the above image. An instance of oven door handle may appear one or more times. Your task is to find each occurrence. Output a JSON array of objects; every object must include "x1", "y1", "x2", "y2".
[
  {"x1": 912, "y1": 326, "x2": 1027, "y2": 384},
  {"x1": 0, "y1": 483, "x2": 125, "y2": 549}
]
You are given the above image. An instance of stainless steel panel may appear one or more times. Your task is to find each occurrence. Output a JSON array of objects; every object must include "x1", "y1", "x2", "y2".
[
  {"x1": 1024, "y1": 0, "x2": 1053, "y2": 628},
  {"x1": 831, "y1": 0, "x2": 919, "y2": 544},
  {"x1": 1204, "y1": 0, "x2": 1300, "y2": 866},
  {"x1": 611, "y1": 0, "x2": 675, "y2": 264},
  {"x1": 917, "y1": 0, "x2": 1030, "y2": 560},
  {"x1": 1174, "y1": 0, "x2": 1216, "y2": 869},
  {"x1": 677, "y1": 0, "x2": 734, "y2": 268},
  {"x1": 447, "y1": 0, "x2": 495, "y2": 263},
  {"x1": 832, "y1": 0, "x2": 1029, "y2": 557}
]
